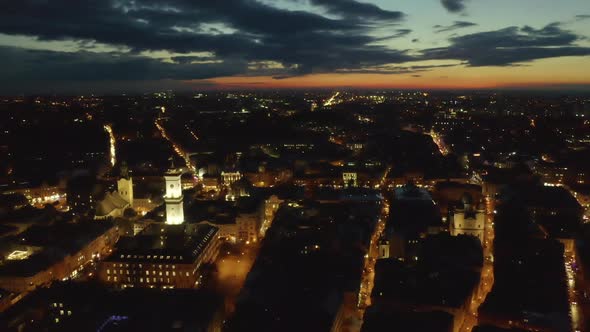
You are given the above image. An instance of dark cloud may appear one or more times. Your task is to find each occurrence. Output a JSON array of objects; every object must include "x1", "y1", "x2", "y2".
[
  {"x1": 0, "y1": 0, "x2": 413, "y2": 82},
  {"x1": 333, "y1": 63, "x2": 459, "y2": 75},
  {"x1": 307, "y1": 0, "x2": 404, "y2": 21},
  {"x1": 372, "y1": 29, "x2": 412, "y2": 42},
  {"x1": 422, "y1": 23, "x2": 590, "y2": 66},
  {"x1": 0, "y1": 46, "x2": 247, "y2": 82},
  {"x1": 576, "y1": 14, "x2": 590, "y2": 20},
  {"x1": 434, "y1": 21, "x2": 477, "y2": 33},
  {"x1": 0, "y1": 0, "x2": 588, "y2": 92},
  {"x1": 440, "y1": 0, "x2": 467, "y2": 13}
]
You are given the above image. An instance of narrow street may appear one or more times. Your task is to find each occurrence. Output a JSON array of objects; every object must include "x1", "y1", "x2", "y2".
[
  {"x1": 155, "y1": 118, "x2": 197, "y2": 173},
  {"x1": 459, "y1": 195, "x2": 496, "y2": 331}
]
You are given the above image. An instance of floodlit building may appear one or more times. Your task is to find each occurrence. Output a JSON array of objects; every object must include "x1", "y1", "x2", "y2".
[
  {"x1": 221, "y1": 171, "x2": 242, "y2": 186},
  {"x1": 97, "y1": 224, "x2": 220, "y2": 289},
  {"x1": 95, "y1": 164, "x2": 134, "y2": 220},
  {"x1": 164, "y1": 163, "x2": 184, "y2": 225},
  {"x1": 343, "y1": 172, "x2": 358, "y2": 187},
  {"x1": 378, "y1": 237, "x2": 390, "y2": 259},
  {"x1": 449, "y1": 193, "x2": 485, "y2": 243}
]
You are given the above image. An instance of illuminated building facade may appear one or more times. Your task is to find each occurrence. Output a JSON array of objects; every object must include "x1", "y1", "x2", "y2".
[
  {"x1": 97, "y1": 224, "x2": 220, "y2": 289},
  {"x1": 343, "y1": 172, "x2": 358, "y2": 187},
  {"x1": 164, "y1": 165, "x2": 184, "y2": 225},
  {"x1": 449, "y1": 194, "x2": 485, "y2": 243},
  {"x1": 221, "y1": 171, "x2": 242, "y2": 186}
]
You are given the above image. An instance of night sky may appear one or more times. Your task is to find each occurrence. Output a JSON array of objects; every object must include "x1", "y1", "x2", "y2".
[{"x1": 1, "y1": 0, "x2": 589, "y2": 93}]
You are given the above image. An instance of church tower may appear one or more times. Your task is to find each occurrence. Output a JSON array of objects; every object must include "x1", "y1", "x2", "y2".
[
  {"x1": 164, "y1": 160, "x2": 184, "y2": 225},
  {"x1": 117, "y1": 161, "x2": 134, "y2": 207}
]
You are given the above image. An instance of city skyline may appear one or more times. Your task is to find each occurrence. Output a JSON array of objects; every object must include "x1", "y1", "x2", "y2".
[{"x1": 1, "y1": 0, "x2": 589, "y2": 93}]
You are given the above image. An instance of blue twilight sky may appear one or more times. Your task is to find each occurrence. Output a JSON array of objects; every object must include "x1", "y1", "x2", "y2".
[{"x1": 0, "y1": 0, "x2": 589, "y2": 93}]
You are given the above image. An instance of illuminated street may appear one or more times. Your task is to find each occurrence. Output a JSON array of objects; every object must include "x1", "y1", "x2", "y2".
[
  {"x1": 357, "y1": 166, "x2": 392, "y2": 312},
  {"x1": 429, "y1": 129, "x2": 450, "y2": 156},
  {"x1": 213, "y1": 244, "x2": 259, "y2": 313},
  {"x1": 459, "y1": 195, "x2": 496, "y2": 331},
  {"x1": 155, "y1": 118, "x2": 197, "y2": 173},
  {"x1": 323, "y1": 91, "x2": 340, "y2": 107},
  {"x1": 565, "y1": 247, "x2": 586, "y2": 331}
]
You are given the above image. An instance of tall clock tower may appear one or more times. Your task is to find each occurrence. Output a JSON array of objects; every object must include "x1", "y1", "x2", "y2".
[{"x1": 164, "y1": 162, "x2": 184, "y2": 225}]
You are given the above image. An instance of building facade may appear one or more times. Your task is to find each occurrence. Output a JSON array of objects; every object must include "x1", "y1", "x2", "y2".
[
  {"x1": 97, "y1": 225, "x2": 220, "y2": 289},
  {"x1": 164, "y1": 166, "x2": 184, "y2": 225}
]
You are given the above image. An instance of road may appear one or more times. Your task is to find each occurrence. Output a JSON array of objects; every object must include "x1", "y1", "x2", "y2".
[
  {"x1": 357, "y1": 166, "x2": 392, "y2": 309},
  {"x1": 155, "y1": 118, "x2": 197, "y2": 173},
  {"x1": 324, "y1": 91, "x2": 340, "y2": 107},
  {"x1": 565, "y1": 246, "x2": 586, "y2": 331},
  {"x1": 428, "y1": 129, "x2": 450, "y2": 156},
  {"x1": 214, "y1": 243, "x2": 259, "y2": 314},
  {"x1": 459, "y1": 195, "x2": 496, "y2": 331}
]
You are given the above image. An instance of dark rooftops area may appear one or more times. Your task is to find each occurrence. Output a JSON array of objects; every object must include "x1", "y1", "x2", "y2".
[
  {"x1": 387, "y1": 185, "x2": 442, "y2": 237},
  {"x1": 418, "y1": 233, "x2": 483, "y2": 270},
  {"x1": 15, "y1": 221, "x2": 113, "y2": 251},
  {"x1": 497, "y1": 186, "x2": 583, "y2": 239},
  {"x1": 433, "y1": 181, "x2": 483, "y2": 212},
  {"x1": 107, "y1": 223, "x2": 218, "y2": 263},
  {"x1": 0, "y1": 205, "x2": 61, "y2": 225},
  {"x1": 313, "y1": 187, "x2": 383, "y2": 202},
  {"x1": 225, "y1": 201, "x2": 380, "y2": 332},
  {"x1": 480, "y1": 238, "x2": 569, "y2": 323},
  {"x1": 118, "y1": 138, "x2": 176, "y2": 175},
  {"x1": 0, "y1": 252, "x2": 57, "y2": 278},
  {"x1": 361, "y1": 306, "x2": 454, "y2": 332},
  {"x1": 480, "y1": 195, "x2": 571, "y2": 331},
  {"x1": 0, "y1": 281, "x2": 221, "y2": 331},
  {"x1": 0, "y1": 221, "x2": 114, "y2": 277},
  {"x1": 472, "y1": 325, "x2": 528, "y2": 332},
  {"x1": 482, "y1": 166, "x2": 535, "y2": 186},
  {"x1": 0, "y1": 224, "x2": 18, "y2": 237},
  {"x1": 375, "y1": 131, "x2": 456, "y2": 178},
  {"x1": 510, "y1": 185, "x2": 581, "y2": 211},
  {"x1": 371, "y1": 256, "x2": 479, "y2": 310}
]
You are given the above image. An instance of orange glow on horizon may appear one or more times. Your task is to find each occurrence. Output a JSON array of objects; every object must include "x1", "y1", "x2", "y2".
[{"x1": 192, "y1": 56, "x2": 590, "y2": 90}]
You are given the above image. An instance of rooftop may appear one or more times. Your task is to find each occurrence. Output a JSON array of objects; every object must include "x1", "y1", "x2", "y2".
[{"x1": 105, "y1": 223, "x2": 218, "y2": 264}]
